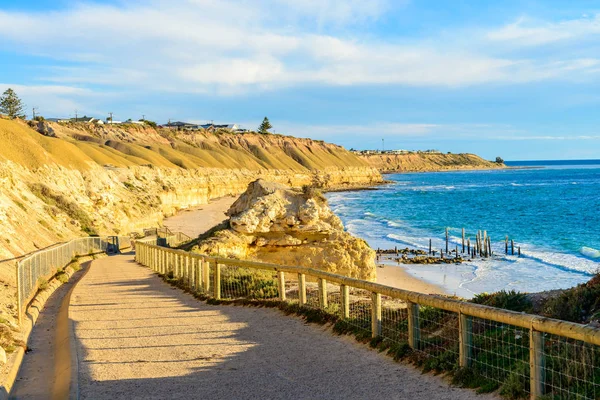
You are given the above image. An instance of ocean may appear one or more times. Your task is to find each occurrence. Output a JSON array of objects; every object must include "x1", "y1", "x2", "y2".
[{"x1": 326, "y1": 160, "x2": 600, "y2": 298}]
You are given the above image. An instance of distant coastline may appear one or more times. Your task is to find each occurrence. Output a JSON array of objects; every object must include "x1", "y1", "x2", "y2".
[{"x1": 357, "y1": 151, "x2": 504, "y2": 174}]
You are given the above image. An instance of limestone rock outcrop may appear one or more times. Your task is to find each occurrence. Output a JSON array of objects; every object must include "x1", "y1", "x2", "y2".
[{"x1": 194, "y1": 180, "x2": 376, "y2": 281}]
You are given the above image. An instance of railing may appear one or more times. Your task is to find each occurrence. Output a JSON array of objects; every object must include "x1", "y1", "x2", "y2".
[
  {"x1": 135, "y1": 240, "x2": 600, "y2": 399},
  {"x1": 137, "y1": 232, "x2": 191, "y2": 248},
  {"x1": 16, "y1": 236, "x2": 131, "y2": 324}
]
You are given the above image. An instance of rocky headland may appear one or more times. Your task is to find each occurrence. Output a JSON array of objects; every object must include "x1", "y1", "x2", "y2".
[
  {"x1": 192, "y1": 180, "x2": 376, "y2": 281},
  {"x1": 359, "y1": 152, "x2": 503, "y2": 173}
]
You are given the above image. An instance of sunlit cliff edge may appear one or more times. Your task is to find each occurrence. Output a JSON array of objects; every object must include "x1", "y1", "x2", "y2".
[{"x1": 0, "y1": 119, "x2": 382, "y2": 260}]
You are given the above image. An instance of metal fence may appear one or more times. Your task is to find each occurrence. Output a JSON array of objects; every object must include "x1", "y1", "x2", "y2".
[
  {"x1": 16, "y1": 236, "x2": 131, "y2": 324},
  {"x1": 135, "y1": 240, "x2": 600, "y2": 400}
]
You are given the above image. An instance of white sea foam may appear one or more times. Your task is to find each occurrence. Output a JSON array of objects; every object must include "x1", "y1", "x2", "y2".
[{"x1": 581, "y1": 246, "x2": 600, "y2": 259}]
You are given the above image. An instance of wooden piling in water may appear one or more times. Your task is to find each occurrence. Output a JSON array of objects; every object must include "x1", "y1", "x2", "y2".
[
  {"x1": 483, "y1": 231, "x2": 488, "y2": 257},
  {"x1": 518, "y1": 246, "x2": 521, "y2": 257},
  {"x1": 505, "y1": 236, "x2": 509, "y2": 254},
  {"x1": 511, "y1": 239, "x2": 515, "y2": 255},
  {"x1": 456, "y1": 245, "x2": 459, "y2": 259},
  {"x1": 446, "y1": 227, "x2": 449, "y2": 254},
  {"x1": 462, "y1": 228, "x2": 465, "y2": 253},
  {"x1": 467, "y1": 238, "x2": 471, "y2": 254},
  {"x1": 429, "y1": 239, "x2": 432, "y2": 255}
]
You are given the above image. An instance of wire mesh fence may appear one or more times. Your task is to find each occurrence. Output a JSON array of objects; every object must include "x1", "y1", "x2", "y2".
[
  {"x1": 220, "y1": 265, "x2": 279, "y2": 300},
  {"x1": 468, "y1": 317, "x2": 531, "y2": 395},
  {"x1": 135, "y1": 241, "x2": 600, "y2": 399},
  {"x1": 16, "y1": 236, "x2": 131, "y2": 324},
  {"x1": 543, "y1": 333, "x2": 600, "y2": 399}
]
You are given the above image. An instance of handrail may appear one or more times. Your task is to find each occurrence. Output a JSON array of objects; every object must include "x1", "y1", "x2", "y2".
[
  {"x1": 137, "y1": 243, "x2": 600, "y2": 346},
  {"x1": 135, "y1": 239, "x2": 600, "y2": 399},
  {"x1": 15, "y1": 235, "x2": 132, "y2": 324}
]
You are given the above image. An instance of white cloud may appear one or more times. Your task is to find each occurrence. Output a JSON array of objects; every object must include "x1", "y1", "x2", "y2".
[
  {"x1": 487, "y1": 14, "x2": 600, "y2": 46},
  {"x1": 0, "y1": 1, "x2": 599, "y2": 98}
]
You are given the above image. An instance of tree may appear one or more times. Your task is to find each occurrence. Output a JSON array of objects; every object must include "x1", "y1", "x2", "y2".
[
  {"x1": 495, "y1": 156, "x2": 504, "y2": 164},
  {"x1": 140, "y1": 119, "x2": 157, "y2": 128},
  {"x1": 258, "y1": 117, "x2": 272, "y2": 134},
  {"x1": 0, "y1": 88, "x2": 26, "y2": 119}
]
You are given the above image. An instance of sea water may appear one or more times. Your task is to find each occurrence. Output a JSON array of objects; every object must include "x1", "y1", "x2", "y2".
[{"x1": 326, "y1": 161, "x2": 600, "y2": 298}]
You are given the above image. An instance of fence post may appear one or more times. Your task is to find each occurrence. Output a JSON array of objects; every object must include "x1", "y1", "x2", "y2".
[
  {"x1": 277, "y1": 271, "x2": 286, "y2": 301},
  {"x1": 318, "y1": 278, "x2": 328, "y2": 308},
  {"x1": 189, "y1": 257, "x2": 195, "y2": 289},
  {"x1": 530, "y1": 329, "x2": 545, "y2": 399},
  {"x1": 212, "y1": 260, "x2": 221, "y2": 300},
  {"x1": 459, "y1": 312, "x2": 473, "y2": 367},
  {"x1": 407, "y1": 302, "x2": 420, "y2": 350},
  {"x1": 194, "y1": 258, "x2": 201, "y2": 291},
  {"x1": 298, "y1": 273, "x2": 306, "y2": 305},
  {"x1": 340, "y1": 284, "x2": 350, "y2": 319},
  {"x1": 185, "y1": 255, "x2": 190, "y2": 287},
  {"x1": 202, "y1": 259, "x2": 210, "y2": 292},
  {"x1": 16, "y1": 262, "x2": 22, "y2": 326},
  {"x1": 371, "y1": 292, "x2": 382, "y2": 338}
]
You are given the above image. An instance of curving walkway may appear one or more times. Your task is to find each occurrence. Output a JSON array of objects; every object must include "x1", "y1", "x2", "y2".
[{"x1": 69, "y1": 254, "x2": 498, "y2": 400}]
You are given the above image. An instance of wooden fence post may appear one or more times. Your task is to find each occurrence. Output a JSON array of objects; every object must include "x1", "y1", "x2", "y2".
[
  {"x1": 341, "y1": 284, "x2": 350, "y2": 318},
  {"x1": 298, "y1": 273, "x2": 307, "y2": 305},
  {"x1": 212, "y1": 260, "x2": 221, "y2": 300},
  {"x1": 277, "y1": 271, "x2": 286, "y2": 301},
  {"x1": 318, "y1": 278, "x2": 328, "y2": 308},
  {"x1": 203, "y1": 259, "x2": 210, "y2": 292},
  {"x1": 371, "y1": 292, "x2": 382, "y2": 338},
  {"x1": 407, "y1": 302, "x2": 420, "y2": 350},
  {"x1": 530, "y1": 329, "x2": 545, "y2": 399},
  {"x1": 189, "y1": 257, "x2": 194, "y2": 289},
  {"x1": 459, "y1": 312, "x2": 473, "y2": 367},
  {"x1": 194, "y1": 258, "x2": 201, "y2": 291}
]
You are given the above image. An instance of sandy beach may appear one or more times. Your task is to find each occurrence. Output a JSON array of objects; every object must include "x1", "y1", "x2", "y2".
[
  {"x1": 163, "y1": 196, "x2": 237, "y2": 237},
  {"x1": 376, "y1": 263, "x2": 449, "y2": 295}
]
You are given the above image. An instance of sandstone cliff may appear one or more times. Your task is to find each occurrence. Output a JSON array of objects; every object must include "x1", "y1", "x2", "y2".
[
  {"x1": 359, "y1": 152, "x2": 503, "y2": 173},
  {"x1": 0, "y1": 119, "x2": 381, "y2": 261},
  {"x1": 193, "y1": 180, "x2": 376, "y2": 280}
]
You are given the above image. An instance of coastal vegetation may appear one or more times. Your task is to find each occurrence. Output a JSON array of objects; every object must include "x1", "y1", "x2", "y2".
[
  {"x1": 0, "y1": 88, "x2": 25, "y2": 119},
  {"x1": 257, "y1": 116, "x2": 272, "y2": 134}
]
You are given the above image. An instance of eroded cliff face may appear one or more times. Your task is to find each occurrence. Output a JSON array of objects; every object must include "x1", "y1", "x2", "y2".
[
  {"x1": 0, "y1": 119, "x2": 381, "y2": 260},
  {"x1": 359, "y1": 152, "x2": 503, "y2": 173},
  {"x1": 193, "y1": 180, "x2": 376, "y2": 281}
]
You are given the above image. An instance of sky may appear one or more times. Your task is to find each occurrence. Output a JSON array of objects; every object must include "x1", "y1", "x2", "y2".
[{"x1": 1, "y1": 1, "x2": 599, "y2": 160}]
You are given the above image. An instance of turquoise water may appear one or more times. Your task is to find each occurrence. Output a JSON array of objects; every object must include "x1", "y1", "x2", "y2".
[{"x1": 326, "y1": 162, "x2": 600, "y2": 297}]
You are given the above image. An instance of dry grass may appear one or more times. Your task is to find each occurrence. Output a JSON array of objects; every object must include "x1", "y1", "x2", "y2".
[{"x1": 0, "y1": 119, "x2": 368, "y2": 173}]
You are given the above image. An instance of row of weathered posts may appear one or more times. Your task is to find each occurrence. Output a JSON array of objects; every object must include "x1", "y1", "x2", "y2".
[{"x1": 436, "y1": 227, "x2": 521, "y2": 259}]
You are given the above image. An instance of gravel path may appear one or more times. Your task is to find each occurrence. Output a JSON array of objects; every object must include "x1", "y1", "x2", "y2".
[{"x1": 70, "y1": 254, "x2": 499, "y2": 400}]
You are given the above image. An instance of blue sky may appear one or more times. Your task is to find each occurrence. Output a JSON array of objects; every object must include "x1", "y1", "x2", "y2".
[{"x1": 1, "y1": 0, "x2": 599, "y2": 160}]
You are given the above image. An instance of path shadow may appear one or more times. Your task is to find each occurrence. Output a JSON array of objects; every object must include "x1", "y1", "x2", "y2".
[{"x1": 71, "y1": 263, "x2": 494, "y2": 400}]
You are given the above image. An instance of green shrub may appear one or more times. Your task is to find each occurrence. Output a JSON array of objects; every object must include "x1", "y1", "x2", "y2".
[
  {"x1": 472, "y1": 290, "x2": 532, "y2": 313},
  {"x1": 38, "y1": 278, "x2": 48, "y2": 291},
  {"x1": 542, "y1": 275, "x2": 600, "y2": 323},
  {"x1": 29, "y1": 183, "x2": 98, "y2": 235}
]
